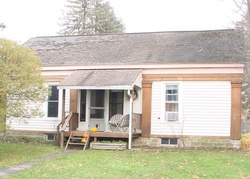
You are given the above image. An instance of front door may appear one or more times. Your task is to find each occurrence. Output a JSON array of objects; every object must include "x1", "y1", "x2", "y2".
[{"x1": 89, "y1": 90, "x2": 105, "y2": 131}]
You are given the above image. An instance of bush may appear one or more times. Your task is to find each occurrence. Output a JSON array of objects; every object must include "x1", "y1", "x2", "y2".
[{"x1": 241, "y1": 133, "x2": 250, "y2": 151}]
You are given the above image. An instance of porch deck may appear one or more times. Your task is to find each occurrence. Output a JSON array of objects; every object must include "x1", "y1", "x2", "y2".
[
  {"x1": 60, "y1": 112, "x2": 142, "y2": 149},
  {"x1": 64, "y1": 131, "x2": 141, "y2": 139}
]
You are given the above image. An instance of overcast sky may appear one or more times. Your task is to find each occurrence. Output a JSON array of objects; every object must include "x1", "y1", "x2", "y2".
[{"x1": 0, "y1": 0, "x2": 244, "y2": 44}]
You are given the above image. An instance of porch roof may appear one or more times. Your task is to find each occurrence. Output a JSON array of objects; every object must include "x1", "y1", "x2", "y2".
[{"x1": 57, "y1": 69, "x2": 142, "y2": 90}]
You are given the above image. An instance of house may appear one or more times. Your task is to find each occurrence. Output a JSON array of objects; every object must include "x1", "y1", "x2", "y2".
[{"x1": 7, "y1": 29, "x2": 246, "y2": 149}]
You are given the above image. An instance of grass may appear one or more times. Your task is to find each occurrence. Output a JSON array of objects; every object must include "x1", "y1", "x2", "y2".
[
  {"x1": 1, "y1": 145, "x2": 249, "y2": 179},
  {"x1": 0, "y1": 143, "x2": 61, "y2": 168}
]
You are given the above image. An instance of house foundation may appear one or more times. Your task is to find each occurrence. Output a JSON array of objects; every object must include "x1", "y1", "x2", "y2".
[{"x1": 133, "y1": 137, "x2": 241, "y2": 149}]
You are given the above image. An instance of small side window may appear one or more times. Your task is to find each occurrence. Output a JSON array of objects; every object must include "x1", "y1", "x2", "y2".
[
  {"x1": 165, "y1": 85, "x2": 179, "y2": 121},
  {"x1": 161, "y1": 138, "x2": 178, "y2": 145},
  {"x1": 46, "y1": 134, "x2": 55, "y2": 141}
]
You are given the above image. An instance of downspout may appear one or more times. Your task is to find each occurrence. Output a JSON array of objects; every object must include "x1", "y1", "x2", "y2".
[{"x1": 127, "y1": 89, "x2": 133, "y2": 150}]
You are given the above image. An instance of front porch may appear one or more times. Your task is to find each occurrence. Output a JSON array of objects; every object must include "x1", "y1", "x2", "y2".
[
  {"x1": 57, "y1": 69, "x2": 143, "y2": 149},
  {"x1": 59, "y1": 112, "x2": 142, "y2": 150}
]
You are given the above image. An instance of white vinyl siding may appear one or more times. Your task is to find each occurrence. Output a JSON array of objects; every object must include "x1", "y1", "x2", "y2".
[
  {"x1": 7, "y1": 89, "x2": 70, "y2": 132},
  {"x1": 151, "y1": 81, "x2": 231, "y2": 137}
]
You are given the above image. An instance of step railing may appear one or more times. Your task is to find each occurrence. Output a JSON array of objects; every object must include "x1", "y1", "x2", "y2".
[
  {"x1": 61, "y1": 112, "x2": 73, "y2": 132},
  {"x1": 55, "y1": 112, "x2": 72, "y2": 146},
  {"x1": 59, "y1": 112, "x2": 79, "y2": 149}
]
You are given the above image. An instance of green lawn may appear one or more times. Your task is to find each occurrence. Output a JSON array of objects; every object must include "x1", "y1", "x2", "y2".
[
  {"x1": 1, "y1": 144, "x2": 249, "y2": 179},
  {"x1": 0, "y1": 143, "x2": 61, "y2": 168}
]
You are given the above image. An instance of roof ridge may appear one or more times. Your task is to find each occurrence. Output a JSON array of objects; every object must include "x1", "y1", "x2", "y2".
[{"x1": 33, "y1": 28, "x2": 235, "y2": 39}]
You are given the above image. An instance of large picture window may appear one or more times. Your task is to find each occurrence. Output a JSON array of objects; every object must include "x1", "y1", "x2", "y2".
[
  {"x1": 165, "y1": 85, "x2": 178, "y2": 121},
  {"x1": 47, "y1": 86, "x2": 58, "y2": 117}
]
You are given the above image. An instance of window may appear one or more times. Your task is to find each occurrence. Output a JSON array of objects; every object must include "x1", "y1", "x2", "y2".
[
  {"x1": 109, "y1": 90, "x2": 124, "y2": 119},
  {"x1": 80, "y1": 90, "x2": 86, "y2": 122},
  {"x1": 161, "y1": 138, "x2": 178, "y2": 145},
  {"x1": 165, "y1": 85, "x2": 178, "y2": 121},
  {"x1": 47, "y1": 86, "x2": 58, "y2": 117},
  {"x1": 46, "y1": 134, "x2": 55, "y2": 141},
  {"x1": 90, "y1": 90, "x2": 105, "y2": 119}
]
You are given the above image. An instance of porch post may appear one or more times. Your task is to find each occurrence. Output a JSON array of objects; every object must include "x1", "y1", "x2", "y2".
[
  {"x1": 142, "y1": 82, "x2": 152, "y2": 137},
  {"x1": 58, "y1": 89, "x2": 63, "y2": 126},
  {"x1": 128, "y1": 93, "x2": 133, "y2": 150},
  {"x1": 231, "y1": 83, "x2": 242, "y2": 140},
  {"x1": 58, "y1": 89, "x2": 65, "y2": 149}
]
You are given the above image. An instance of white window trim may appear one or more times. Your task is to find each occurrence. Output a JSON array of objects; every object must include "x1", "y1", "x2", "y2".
[
  {"x1": 46, "y1": 83, "x2": 59, "y2": 119},
  {"x1": 161, "y1": 82, "x2": 183, "y2": 123}
]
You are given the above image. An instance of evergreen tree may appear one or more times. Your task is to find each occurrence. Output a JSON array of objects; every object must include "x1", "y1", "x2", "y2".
[
  {"x1": 0, "y1": 23, "x2": 5, "y2": 29},
  {"x1": 0, "y1": 19, "x2": 6, "y2": 29},
  {"x1": 59, "y1": 0, "x2": 125, "y2": 35}
]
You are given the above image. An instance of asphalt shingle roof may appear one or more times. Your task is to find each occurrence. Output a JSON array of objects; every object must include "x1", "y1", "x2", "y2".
[
  {"x1": 58, "y1": 69, "x2": 142, "y2": 89},
  {"x1": 25, "y1": 29, "x2": 246, "y2": 66}
]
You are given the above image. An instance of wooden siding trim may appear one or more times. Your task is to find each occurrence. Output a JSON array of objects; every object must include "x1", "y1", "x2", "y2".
[
  {"x1": 231, "y1": 83, "x2": 242, "y2": 140},
  {"x1": 142, "y1": 82, "x2": 152, "y2": 137},
  {"x1": 41, "y1": 64, "x2": 244, "y2": 71},
  {"x1": 143, "y1": 74, "x2": 243, "y2": 83},
  {"x1": 43, "y1": 76, "x2": 67, "y2": 82}
]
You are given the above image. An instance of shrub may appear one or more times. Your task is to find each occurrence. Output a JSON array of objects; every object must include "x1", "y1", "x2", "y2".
[{"x1": 241, "y1": 133, "x2": 250, "y2": 150}]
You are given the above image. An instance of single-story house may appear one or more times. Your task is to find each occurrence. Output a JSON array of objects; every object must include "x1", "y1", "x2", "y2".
[{"x1": 7, "y1": 29, "x2": 246, "y2": 149}]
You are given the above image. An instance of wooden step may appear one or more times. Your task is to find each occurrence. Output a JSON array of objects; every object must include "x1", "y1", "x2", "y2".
[
  {"x1": 65, "y1": 131, "x2": 90, "y2": 150},
  {"x1": 70, "y1": 137, "x2": 83, "y2": 140},
  {"x1": 68, "y1": 142, "x2": 85, "y2": 145}
]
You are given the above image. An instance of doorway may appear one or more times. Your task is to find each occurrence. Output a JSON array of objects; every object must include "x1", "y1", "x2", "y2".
[
  {"x1": 89, "y1": 90, "x2": 105, "y2": 131},
  {"x1": 109, "y1": 90, "x2": 124, "y2": 119}
]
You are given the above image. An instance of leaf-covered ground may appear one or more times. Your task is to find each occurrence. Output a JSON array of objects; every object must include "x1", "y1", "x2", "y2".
[{"x1": 2, "y1": 146, "x2": 249, "y2": 179}]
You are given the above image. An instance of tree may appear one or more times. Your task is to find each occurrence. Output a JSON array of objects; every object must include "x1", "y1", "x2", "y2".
[
  {"x1": 59, "y1": 0, "x2": 125, "y2": 35},
  {"x1": 234, "y1": 1, "x2": 250, "y2": 126},
  {"x1": 0, "y1": 23, "x2": 5, "y2": 29},
  {"x1": 0, "y1": 18, "x2": 6, "y2": 29},
  {"x1": 0, "y1": 39, "x2": 48, "y2": 130}
]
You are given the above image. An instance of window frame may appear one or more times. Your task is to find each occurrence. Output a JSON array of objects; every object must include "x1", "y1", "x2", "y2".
[
  {"x1": 162, "y1": 83, "x2": 182, "y2": 122},
  {"x1": 47, "y1": 85, "x2": 59, "y2": 118},
  {"x1": 161, "y1": 138, "x2": 178, "y2": 146}
]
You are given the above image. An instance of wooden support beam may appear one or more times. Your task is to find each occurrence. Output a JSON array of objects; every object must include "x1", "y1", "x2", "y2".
[
  {"x1": 231, "y1": 83, "x2": 242, "y2": 140},
  {"x1": 70, "y1": 90, "x2": 78, "y2": 112},
  {"x1": 141, "y1": 82, "x2": 152, "y2": 137}
]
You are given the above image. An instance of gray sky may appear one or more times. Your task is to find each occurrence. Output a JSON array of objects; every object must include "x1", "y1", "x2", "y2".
[{"x1": 0, "y1": 0, "x2": 244, "y2": 44}]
